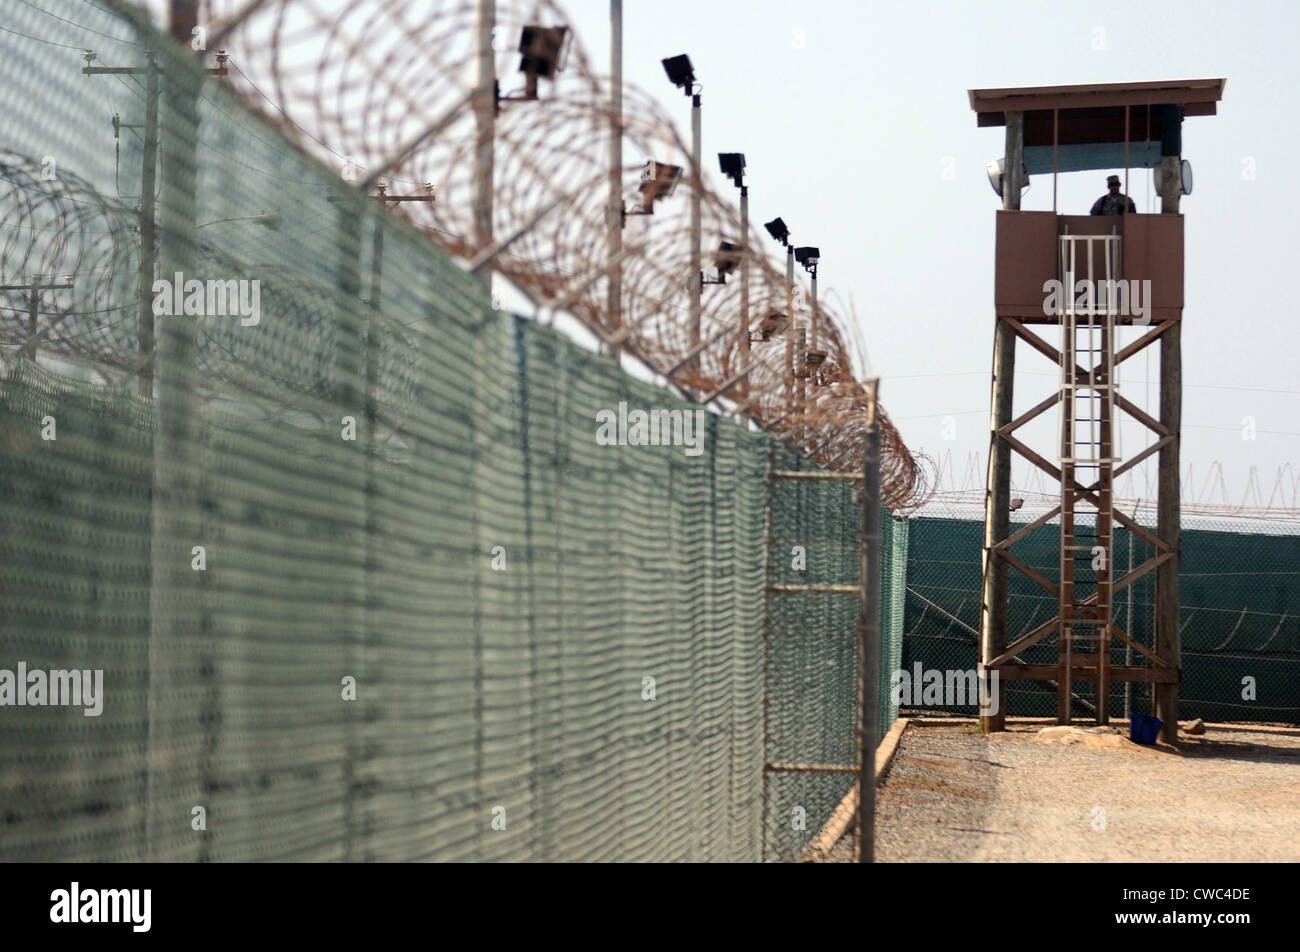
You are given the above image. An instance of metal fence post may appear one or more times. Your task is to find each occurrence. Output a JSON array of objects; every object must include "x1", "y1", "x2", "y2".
[{"x1": 858, "y1": 380, "x2": 881, "y2": 863}]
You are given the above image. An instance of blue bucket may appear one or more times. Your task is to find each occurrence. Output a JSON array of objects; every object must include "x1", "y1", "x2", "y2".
[{"x1": 1130, "y1": 713, "x2": 1163, "y2": 745}]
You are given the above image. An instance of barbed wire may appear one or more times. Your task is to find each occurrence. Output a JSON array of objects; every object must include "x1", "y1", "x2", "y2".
[
  {"x1": 203, "y1": 0, "x2": 931, "y2": 510},
  {"x1": 0, "y1": 151, "x2": 139, "y2": 366},
  {"x1": 919, "y1": 448, "x2": 1300, "y2": 522},
  {"x1": 0, "y1": 0, "x2": 931, "y2": 509}
]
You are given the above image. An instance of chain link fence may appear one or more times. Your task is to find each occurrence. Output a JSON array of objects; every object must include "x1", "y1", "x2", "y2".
[
  {"x1": 762, "y1": 444, "x2": 907, "y2": 860},
  {"x1": 0, "y1": 0, "x2": 906, "y2": 862},
  {"x1": 904, "y1": 505, "x2": 1300, "y2": 723}
]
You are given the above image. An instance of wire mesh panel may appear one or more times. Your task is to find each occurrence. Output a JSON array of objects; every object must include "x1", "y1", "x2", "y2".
[
  {"x1": 0, "y1": 0, "x2": 921, "y2": 863},
  {"x1": 761, "y1": 445, "x2": 907, "y2": 862},
  {"x1": 903, "y1": 513, "x2": 1300, "y2": 723}
]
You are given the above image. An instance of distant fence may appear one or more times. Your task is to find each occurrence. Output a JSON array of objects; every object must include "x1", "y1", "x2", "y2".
[
  {"x1": 0, "y1": 1, "x2": 905, "y2": 861},
  {"x1": 904, "y1": 516, "x2": 1300, "y2": 724}
]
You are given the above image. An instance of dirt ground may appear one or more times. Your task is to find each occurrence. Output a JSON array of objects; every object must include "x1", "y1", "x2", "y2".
[{"x1": 827, "y1": 723, "x2": 1300, "y2": 862}]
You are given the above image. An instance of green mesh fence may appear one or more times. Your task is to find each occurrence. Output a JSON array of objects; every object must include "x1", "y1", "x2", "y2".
[
  {"x1": 904, "y1": 515, "x2": 1300, "y2": 724},
  {"x1": 0, "y1": 0, "x2": 905, "y2": 862},
  {"x1": 761, "y1": 445, "x2": 907, "y2": 861}
]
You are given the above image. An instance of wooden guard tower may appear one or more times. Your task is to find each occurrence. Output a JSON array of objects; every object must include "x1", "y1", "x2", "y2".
[{"x1": 969, "y1": 79, "x2": 1226, "y2": 742}]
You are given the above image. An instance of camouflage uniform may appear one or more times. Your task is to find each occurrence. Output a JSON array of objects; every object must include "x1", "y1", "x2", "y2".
[{"x1": 1090, "y1": 192, "x2": 1137, "y2": 215}]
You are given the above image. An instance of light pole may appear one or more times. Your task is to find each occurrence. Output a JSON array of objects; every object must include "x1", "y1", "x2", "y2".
[
  {"x1": 719, "y1": 153, "x2": 747, "y2": 395},
  {"x1": 607, "y1": 1, "x2": 623, "y2": 348},
  {"x1": 765, "y1": 217, "x2": 795, "y2": 418},
  {"x1": 795, "y1": 245, "x2": 819, "y2": 351},
  {"x1": 473, "y1": 0, "x2": 495, "y2": 292},
  {"x1": 794, "y1": 246, "x2": 819, "y2": 442},
  {"x1": 662, "y1": 54, "x2": 701, "y2": 362}
]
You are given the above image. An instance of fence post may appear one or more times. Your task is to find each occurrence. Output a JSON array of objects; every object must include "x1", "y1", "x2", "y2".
[
  {"x1": 858, "y1": 380, "x2": 881, "y2": 863},
  {"x1": 759, "y1": 441, "x2": 775, "y2": 862},
  {"x1": 145, "y1": 34, "x2": 201, "y2": 863}
]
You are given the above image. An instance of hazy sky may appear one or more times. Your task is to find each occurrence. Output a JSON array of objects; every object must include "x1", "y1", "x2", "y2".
[{"x1": 557, "y1": 0, "x2": 1298, "y2": 510}]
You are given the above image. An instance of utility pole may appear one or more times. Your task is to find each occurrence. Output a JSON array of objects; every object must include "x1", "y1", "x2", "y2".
[
  {"x1": 810, "y1": 266, "x2": 818, "y2": 354},
  {"x1": 739, "y1": 182, "x2": 749, "y2": 395},
  {"x1": 785, "y1": 244, "x2": 795, "y2": 417},
  {"x1": 84, "y1": 51, "x2": 160, "y2": 395},
  {"x1": 1, "y1": 275, "x2": 73, "y2": 360},
  {"x1": 82, "y1": 37, "x2": 223, "y2": 394},
  {"x1": 689, "y1": 88, "x2": 702, "y2": 359},
  {"x1": 796, "y1": 324, "x2": 807, "y2": 442}
]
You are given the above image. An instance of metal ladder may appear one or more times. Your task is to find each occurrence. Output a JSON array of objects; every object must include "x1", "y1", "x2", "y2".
[{"x1": 1057, "y1": 231, "x2": 1120, "y2": 723}]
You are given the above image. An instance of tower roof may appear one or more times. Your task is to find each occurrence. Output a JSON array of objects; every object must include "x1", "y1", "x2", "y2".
[
  {"x1": 968, "y1": 78, "x2": 1226, "y2": 174},
  {"x1": 969, "y1": 78, "x2": 1226, "y2": 126}
]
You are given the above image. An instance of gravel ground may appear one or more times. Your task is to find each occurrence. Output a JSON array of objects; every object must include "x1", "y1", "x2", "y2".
[{"x1": 827, "y1": 723, "x2": 1300, "y2": 862}]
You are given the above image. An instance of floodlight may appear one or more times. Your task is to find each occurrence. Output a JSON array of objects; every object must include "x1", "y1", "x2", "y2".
[
  {"x1": 703, "y1": 241, "x2": 743, "y2": 284},
  {"x1": 661, "y1": 54, "x2": 695, "y2": 91},
  {"x1": 794, "y1": 246, "x2": 819, "y2": 270},
  {"x1": 764, "y1": 217, "x2": 789, "y2": 245},
  {"x1": 1153, "y1": 158, "x2": 1194, "y2": 196},
  {"x1": 985, "y1": 157, "x2": 1030, "y2": 199},
  {"x1": 718, "y1": 152, "x2": 746, "y2": 187},
  {"x1": 754, "y1": 312, "x2": 789, "y2": 341},
  {"x1": 715, "y1": 241, "x2": 742, "y2": 274},
  {"x1": 501, "y1": 25, "x2": 571, "y2": 101},
  {"x1": 519, "y1": 26, "x2": 570, "y2": 79},
  {"x1": 638, "y1": 160, "x2": 682, "y2": 212}
]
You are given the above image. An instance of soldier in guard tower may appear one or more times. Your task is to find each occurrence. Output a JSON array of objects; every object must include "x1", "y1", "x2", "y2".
[{"x1": 1090, "y1": 173, "x2": 1137, "y2": 215}]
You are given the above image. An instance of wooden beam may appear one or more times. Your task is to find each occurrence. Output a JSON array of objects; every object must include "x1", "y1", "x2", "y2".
[
  {"x1": 1113, "y1": 551, "x2": 1172, "y2": 595},
  {"x1": 1115, "y1": 320, "x2": 1174, "y2": 367},
  {"x1": 1156, "y1": 320, "x2": 1182, "y2": 742},
  {"x1": 1004, "y1": 432, "x2": 1062, "y2": 483},
  {"x1": 999, "y1": 505, "x2": 1062, "y2": 550},
  {"x1": 996, "y1": 664, "x2": 1179, "y2": 683},
  {"x1": 985, "y1": 615, "x2": 1061, "y2": 668},
  {"x1": 999, "y1": 392, "x2": 1059, "y2": 437},
  {"x1": 998, "y1": 548, "x2": 1059, "y2": 597},
  {"x1": 980, "y1": 304, "x2": 1018, "y2": 734},
  {"x1": 1112, "y1": 435, "x2": 1173, "y2": 480},
  {"x1": 1005, "y1": 317, "x2": 1065, "y2": 366},
  {"x1": 1112, "y1": 505, "x2": 1167, "y2": 552},
  {"x1": 1116, "y1": 392, "x2": 1170, "y2": 438},
  {"x1": 1109, "y1": 624, "x2": 1169, "y2": 667}
]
